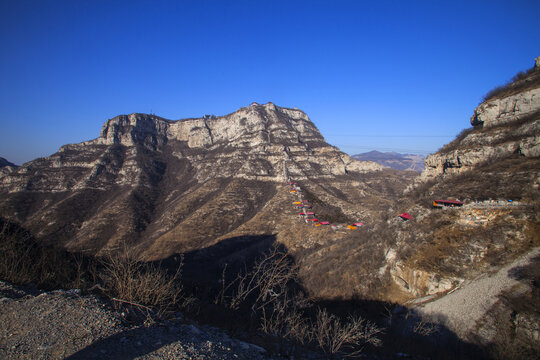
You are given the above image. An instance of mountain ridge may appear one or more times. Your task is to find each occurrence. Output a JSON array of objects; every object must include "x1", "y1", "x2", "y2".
[
  {"x1": 0, "y1": 103, "x2": 395, "y2": 263},
  {"x1": 352, "y1": 151, "x2": 425, "y2": 172}
]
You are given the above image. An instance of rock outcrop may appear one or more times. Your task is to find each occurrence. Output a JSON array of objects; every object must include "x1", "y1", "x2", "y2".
[
  {"x1": 0, "y1": 103, "x2": 385, "y2": 260},
  {"x1": 0, "y1": 157, "x2": 17, "y2": 168},
  {"x1": 417, "y1": 71, "x2": 540, "y2": 183},
  {"x1": 0, "y1": 157, "x2": 17, "y2": 176},
  {"x1": 1, "y1": 103, "x2": 380, "y2": 194}
]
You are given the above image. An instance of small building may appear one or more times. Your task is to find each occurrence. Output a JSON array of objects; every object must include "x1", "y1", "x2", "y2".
[
  {"x1": 433, "y1": 199, "x2": 464, "y2": 208},
  {"x1": 398, "y1": 213, "x2": 412, "y2": 220}
]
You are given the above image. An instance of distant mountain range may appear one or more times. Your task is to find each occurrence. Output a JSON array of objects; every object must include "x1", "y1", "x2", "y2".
[{"x1": 351, "y1": 151, "x2": 425, "y2": 171}]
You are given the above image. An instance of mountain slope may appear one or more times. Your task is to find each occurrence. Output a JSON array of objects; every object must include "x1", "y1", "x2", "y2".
[
  {"x1": 371, "y1": 60, "x2": 540, "y2": 351},
  {"x1": 0, "y1": 103, "x2": 388, "y2": 262}
]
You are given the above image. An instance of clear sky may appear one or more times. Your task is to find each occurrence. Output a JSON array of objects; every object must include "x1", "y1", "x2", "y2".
[{"x1": 1, "y1": 0, "x2": 539, "y2": 165}]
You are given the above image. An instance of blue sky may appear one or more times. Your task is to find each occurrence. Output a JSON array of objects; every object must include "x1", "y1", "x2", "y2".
[{"x1": 1, "y1": 0, "x2": 539, "y2": 165}]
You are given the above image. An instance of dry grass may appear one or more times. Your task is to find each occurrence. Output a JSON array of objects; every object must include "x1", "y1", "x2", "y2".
[
  {"x1": 0, "y1": 219, "x2": 89, "y2": 289},
  {"x1": 98, "y1": 250, "x2": 188, "y2": 313},
  {"x1": 482, "y1": 66, "x2": 540, "y2": 102},
  {"x1": 0, "y1": 218, "x2": 189, "y2": 316},
  {"x1": 217, "y1": 244, "x2": 384, "y2": 356},
  {"x1": 312, "y1": 308, "x2": 382, "y2": 356}
]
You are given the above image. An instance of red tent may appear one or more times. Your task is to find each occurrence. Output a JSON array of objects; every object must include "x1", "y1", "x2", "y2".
[
  {"x1": 398, "y1": 213, "x2": 412, "y2": 220},
  {"x1": 320, "y1": 221, "x2": 330, "y2": 225},
  {"x1": 352, "y1": 222, "x2": 364, "y2": 226}
]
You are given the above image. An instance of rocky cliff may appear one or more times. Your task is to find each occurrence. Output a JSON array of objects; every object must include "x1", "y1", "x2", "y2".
[
  {"x1": 1, "y1": 103, "x2": 379, "y2": 194},
  {"x1": 418, "y1": 63, "x2": 540, "y2": 183},
  {"x1": 0, "y1": 103, "x2": 389, "y2": 264},
  {"x1": 376, "y1": 60, "x2": 540, "y2": 350}
]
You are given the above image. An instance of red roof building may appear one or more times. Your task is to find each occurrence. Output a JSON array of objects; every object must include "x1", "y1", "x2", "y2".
[{"x1": 398, "y1": 213, "x2": 412, "y2": 220}]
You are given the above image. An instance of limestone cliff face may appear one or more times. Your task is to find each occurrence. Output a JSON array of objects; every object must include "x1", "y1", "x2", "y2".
[
  {"x1": 394, "y1": 63, "x2": 540, "y2": 303},
  {"x1": 1, "y1": 103, "x2": 380, "y2": 193},
  {"x1": 418, "y1": 86, "x2": 540, "y2": 182},
  {"x1": 0, "y1": 103, "x2": 384, "y2": 258}
]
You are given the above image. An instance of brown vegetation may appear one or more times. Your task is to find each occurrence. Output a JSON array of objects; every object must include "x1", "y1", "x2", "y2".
[{"x1": 482, "y1": 65, "x2": 540, "y2": 102}]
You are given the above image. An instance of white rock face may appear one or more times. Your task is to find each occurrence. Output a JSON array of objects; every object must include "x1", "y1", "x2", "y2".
[
  {"x1": 390, "y1": 262, "x2": 459, "y2": 297},
  {"x1": 471, "y1": 87, "x2": 540, "y2": 128},
  {"x1": 0, "y1": 102, "x2": 382, "y2": 192},
  {"x1": 93, "y1": 102, "x2": 381, "y2": 183},
  {"x1": 414, "y1": 84, "x2": 540, "y2": 183}
]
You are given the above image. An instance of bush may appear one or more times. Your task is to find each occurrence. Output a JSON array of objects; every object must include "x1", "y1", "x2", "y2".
[
  {"x1": 99, "y1": 250, "x2": 188, "y2": 314},
  {"x1": 313, "y1": 308, "x2": 382, "y2": 356},
  {"x1": 438, "y1": 127, "x2": 476, "y2": 153},
  {"x1": 219, "y1": 245, "x2": 383, "y2": 356},
  {"x1": 0, "y1": 218, "x2": 89, "y2": 289}
]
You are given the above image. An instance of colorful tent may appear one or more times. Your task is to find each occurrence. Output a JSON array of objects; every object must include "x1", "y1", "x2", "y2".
[
  {"x1": 352, "y1": 222, "x2": 364, "y2": 226},
  {"x1": 433, "y1": 199, "x2": 464, "y2": 208},
  {"x1": 320, "y1": 221, "x2": 330, "y2": 225},
  {"x1": 347, "y1": 225, "x2": 357, "y2": 230}
]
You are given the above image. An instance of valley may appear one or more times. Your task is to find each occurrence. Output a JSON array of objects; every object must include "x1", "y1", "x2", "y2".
[{"x1": 1, "y1": 60, "x2": 539, "y2": 359}]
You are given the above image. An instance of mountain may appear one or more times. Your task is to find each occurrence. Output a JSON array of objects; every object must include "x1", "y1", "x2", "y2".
[
  {"x1": 377, "y1": 59, "x2": 540, "y2": 350},
  {"x1": 352, "y1": 151, "x2": 425, "y2": 171},
  {"x1": 0, "y1": 157, "x2": 17, "y2": 168},
  {"x1": 0, "y1": 103, "x2": 399, "y2": 262}
]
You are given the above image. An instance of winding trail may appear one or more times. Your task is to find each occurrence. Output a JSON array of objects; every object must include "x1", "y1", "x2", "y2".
[{"x1": 417, "y1": 246, "x2": 540, "y2": 337}]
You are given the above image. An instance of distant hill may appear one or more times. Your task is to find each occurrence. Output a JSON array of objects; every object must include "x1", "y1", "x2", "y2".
[
  {"x1": 351, "y1": 151, "x2": 425, "y2": 171},
  {"x1": 0, "y1": 157, "x2": 17, "y2": 168}
]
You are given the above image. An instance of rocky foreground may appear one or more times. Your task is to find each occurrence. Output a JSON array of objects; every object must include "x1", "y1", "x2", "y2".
[{"x1": 0, "y1": 281, "x2": 294, "y2": 360}]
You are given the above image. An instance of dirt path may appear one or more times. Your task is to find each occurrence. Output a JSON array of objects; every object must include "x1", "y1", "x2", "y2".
[{"x1": 418, "y1": 247, "x2": 540, "y2": 337}]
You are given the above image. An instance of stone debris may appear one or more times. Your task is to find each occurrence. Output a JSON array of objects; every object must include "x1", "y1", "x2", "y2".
[{"x1": 0, "y1": 281, "x2": 286, "y2": 360}]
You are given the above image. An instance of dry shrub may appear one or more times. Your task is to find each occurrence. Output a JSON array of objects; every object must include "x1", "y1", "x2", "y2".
[
  {"x1": 438, "y1": 127, "x2": 476, "y2": 153},
  {"x1": 220, "y1": 244, "x2": 383, "y2": 356},
  {"x1": 313, "y1": 308, "x2": 382, "y2": 356},
  {"x1": 99, "y1": 250, "x2": 187, "y2": 313},
  {"x1": 228, "y1": 245, "x2": 298, "y2": 311},
  {"x1": 481, "y1": 66, "x2": 539, "y2": 102},
  {"x1": 0, "y1": 219, "x2": 88, "y2": 289}
]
